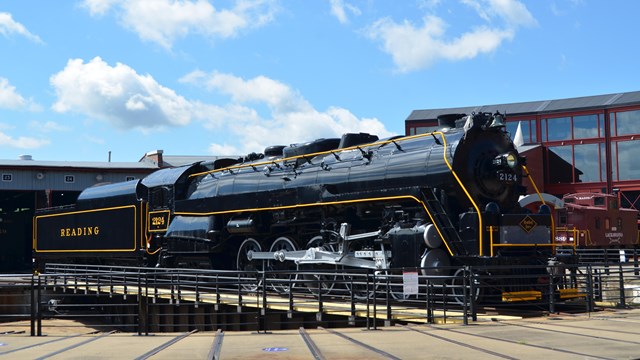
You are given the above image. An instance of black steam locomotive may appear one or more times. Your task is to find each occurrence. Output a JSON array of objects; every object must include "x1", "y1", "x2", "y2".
[{"x1": 34, "y1": 112, "x2": 557, "y2": 286}]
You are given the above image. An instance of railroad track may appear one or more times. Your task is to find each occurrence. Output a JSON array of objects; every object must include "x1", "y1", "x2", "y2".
[{"x1": 3, "y1": 310, "x2": 640, "y2": 359}]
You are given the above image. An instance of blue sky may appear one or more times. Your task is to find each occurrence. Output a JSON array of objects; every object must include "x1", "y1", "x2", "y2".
[{"x1": 1, "y1": 0, "x2": 638, "y2": 162}]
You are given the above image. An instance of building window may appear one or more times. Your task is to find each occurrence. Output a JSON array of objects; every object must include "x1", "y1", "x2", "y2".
[
  {"x1": 613, "y1": 139, "x2": 640, "y2": 180},
  {"x1": 547, "y1": 145, "x2": 574, "y2": 183},
  {"x1": 542, "y1": 116, "x2": 571, "y2": 141},
  {"x1": 2, "y1": 174, "x2": 12, "y2": 182},
  {"x1": 574, "y1": 143, "x2": 601, "y2": 182},
  {"x1": 573, "y1": 114, "x2": 601, "y2": 139},
  {"x1": 542, "y1": 113, "x2": 603, "y2": 142},
  {"x1": 613, "y1": 109, "x2": 640, "y2": 136},
  {"x1": 64, "y1": 175, "x2": 75, "y2": 183},
  {"x1": 507, "y1": 119, "x2": 537, "y2": 144}
]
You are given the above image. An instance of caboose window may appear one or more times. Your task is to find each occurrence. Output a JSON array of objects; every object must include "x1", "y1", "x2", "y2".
[{"x1": 594, "y1": 197, "x2": 604, "y2": 207}]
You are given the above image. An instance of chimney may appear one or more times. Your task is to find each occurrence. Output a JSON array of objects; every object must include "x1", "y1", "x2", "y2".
[{"x1": 145, "y1": 150, "x2": 164, "y2": 167}]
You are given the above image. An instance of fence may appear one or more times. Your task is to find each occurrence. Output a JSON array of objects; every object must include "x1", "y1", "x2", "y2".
[{"x1": 1, "y1": 260, "x2": 639, "y2": 336}]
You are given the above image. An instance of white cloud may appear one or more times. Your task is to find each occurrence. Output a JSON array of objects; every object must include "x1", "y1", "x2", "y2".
[
  {"x1": 0, "y1": 12, "x2": 43, "y2": 43},
  {"x1": 181, "y1": 71, "x2": 393, "y2": 155},
  {"x1": 28, "y1": 120, "x2": 71, "y2": 133},
  {"x1": 0, "y1": 77, "x2": 41, "y2": 111},
  {"x1": 81, "y1": 0, "x2": 278, "y2": 49},
  {"x1": 330, "y1": 0, "x2": 361, "y2": 24},
  {"x1": 366, "y1": 0, "x2": 536, "y2": 72},
  {"x1": 0, "y1": 131, "x2": 50, "y2": 149},
  {"x1": 50, "y1": 57, "x2": 224, "y2": 130},
  {"x1": 209, "y1": 143, "x2": 241, "y2": 156},
  {"x1": 461, "y1": 0, "x2": 536, "y2": 27}
]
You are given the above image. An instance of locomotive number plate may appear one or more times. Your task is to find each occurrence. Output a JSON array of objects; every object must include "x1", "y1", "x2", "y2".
[
  {"x1": 148, "y1": 210, "x2": 170, "y2": 232},
  {"x1": 497, "y1": 171, "x2": 517, "y2": 182}
]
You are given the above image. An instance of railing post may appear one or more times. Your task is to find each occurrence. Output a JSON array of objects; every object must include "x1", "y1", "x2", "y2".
[
  {"x1": 442, "y1": 282, "x2": 447, "y2": 323},
  {"x1": 634, "y1": 247, "x2": 639, "y2": 276},
  {"x1": 366, "y1": 273, "x2": 371, "y2": 330},
  {"x1": 462, "y1": 267, "x2": 468, "y2": 325},
  {"x1": 37, "y1": 275, "x2": 42, "y2": 336},
  {"x1": 372, "y1": 271, "x2": 378, "y2": 330},
  {"x1": 236, "y1": 273, "x2": 242, "y2": 314},
  {"x1": 586, "y1": 265, "x2": 593, "y2": 313},
  {"x1": 145, "y1": 273, "x2": 150, "y2": 335},
  {"x1": 137, "y1": 272, "x2": 142, "y2": 336},
  {"x1": 425, "y1": 280, "x2": 433, "y2": 324},
  {"x1": 288, "y1": 275, "x2": 294, "y2": 319},
  {"x1": 618, "y1": 261, "x2": 626, "y2": 308},
  {"x1": 385, "y1": 275, "x2": 392, "y2": 327},
  {"x1": 259, "y1": 270, "x2": 267, "y2": 333},
  {"x1": 215, "y1": 273, "x2": 220, "y2": 311},
  {"x1": 30, "y1": 275, "x2": 35, "y2": 336},
  {"x1": 317, "y1": 274, "x2": 324, "y2": 324},
  {"x1": 195, "y1": 274, "x2": 200, "y2": 309},
  {"x1": 349, "y1": 277, "x2": 356, "y2": 326},
  {"x1": 548, "y1": 270, "x2": 556, "y2": 314},
  {"x1": 469, "y1": 268, "x2": 477, "y2": 322}
]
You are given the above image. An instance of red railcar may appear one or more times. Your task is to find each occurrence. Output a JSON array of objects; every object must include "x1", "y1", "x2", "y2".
[
  {"x1": 520, "y1": 192, "x2": 638, "y2": 251},
  {"x1": 555, "y1": 193, "x2": 638, "y2": 249}
]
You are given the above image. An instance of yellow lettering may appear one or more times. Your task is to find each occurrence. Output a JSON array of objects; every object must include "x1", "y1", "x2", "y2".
[{"x1": 58, "y1": 226, "x2": 101, "y2": 238}]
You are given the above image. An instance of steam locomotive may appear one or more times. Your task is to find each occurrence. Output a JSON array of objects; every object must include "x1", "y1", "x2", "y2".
[{"x1": 34, "y1": 112, "x2": 559, "y2": 290}]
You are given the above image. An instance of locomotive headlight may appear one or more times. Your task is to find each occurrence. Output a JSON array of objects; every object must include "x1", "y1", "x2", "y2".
[
  {"x1": 505, "y1": 153, "x2": 517, "y2": 168},
  {"x1": 492, "y1": 152, "x2": 518, "y2": 169}
]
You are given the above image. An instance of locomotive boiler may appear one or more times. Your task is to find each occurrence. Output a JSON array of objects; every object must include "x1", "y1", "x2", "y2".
[{"x1": 161, "y1": 111, "x2": 555, "y2": 274}]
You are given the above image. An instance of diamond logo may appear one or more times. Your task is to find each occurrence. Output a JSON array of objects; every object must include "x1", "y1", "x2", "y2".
[{"x1": 519, "y1": 215, "x2": 537, "y2": 233}]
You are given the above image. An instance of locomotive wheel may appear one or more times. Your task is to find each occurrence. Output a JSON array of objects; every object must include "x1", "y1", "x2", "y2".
[
  {"x1": 450, "y1": 267, "x2": 482, "y2": 306},
  {"x1": 236, "y1": 238, "x2": 263, "y2": 292},
  {"x1": 268, "y1": 236, "x2": 298, "y2": 294},
  {"x1": 302, "y1": 235, "x2": 337, "y2": 296}
]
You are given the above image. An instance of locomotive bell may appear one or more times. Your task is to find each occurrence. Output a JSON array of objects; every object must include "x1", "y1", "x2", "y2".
[{"x1": 489, "y1": 112, "x2": 506, "y2": 128}]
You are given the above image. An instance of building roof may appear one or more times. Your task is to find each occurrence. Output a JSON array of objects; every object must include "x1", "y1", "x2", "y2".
[
  {"x1": 160, "y1": 155, "x2": 233, "y2": 167},
  {"x1": 406, "y1": 90, "x2": 640, "y2": 122},
  {"x1": 0, "y1": 159, "x2": 157, "y2": 170}
]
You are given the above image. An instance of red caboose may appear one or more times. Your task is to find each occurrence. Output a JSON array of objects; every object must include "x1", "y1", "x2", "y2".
[{"x1": 555, "y1": 193, "x2": 638, "y2": 249}]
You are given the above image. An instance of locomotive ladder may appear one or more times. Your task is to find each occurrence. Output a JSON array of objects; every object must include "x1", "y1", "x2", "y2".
[{"x1": 422, "y1": 188, "x2": 467, "y2": 256}]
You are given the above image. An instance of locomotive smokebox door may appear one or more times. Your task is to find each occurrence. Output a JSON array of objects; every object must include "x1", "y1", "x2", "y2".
[{"x1": 388, "y1": 227, "x2": 422, "y2": 268}]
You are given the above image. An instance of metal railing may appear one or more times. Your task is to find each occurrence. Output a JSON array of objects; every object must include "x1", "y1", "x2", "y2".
[{"x1": 2, "y1": 260, "x2": 640, "y2": 336}]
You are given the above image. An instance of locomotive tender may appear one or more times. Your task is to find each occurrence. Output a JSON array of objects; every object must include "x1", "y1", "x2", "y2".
[{"x1": 34, "y1": 112, "x2": 557, "y2": 282}]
